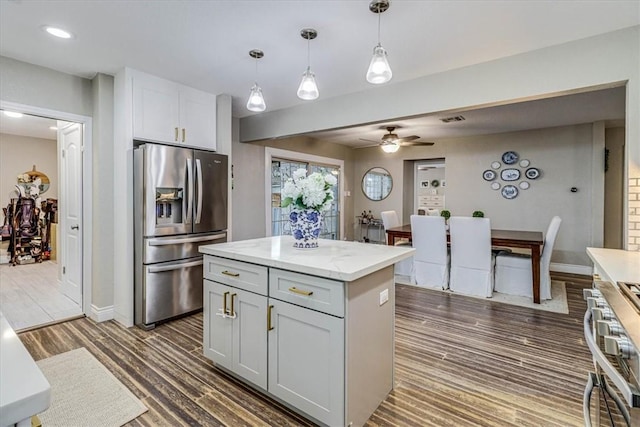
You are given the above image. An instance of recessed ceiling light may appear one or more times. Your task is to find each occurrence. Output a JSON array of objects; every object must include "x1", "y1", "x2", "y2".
[
  {"x1": 49, "y1": 126, "x2": 58, "y2": 130},
  {"x1": 43, "y1": 26, "x2": 73, "y2": 39},
  {"x1": 3, "y1": 111, "x2": 23, "y2": 118}
]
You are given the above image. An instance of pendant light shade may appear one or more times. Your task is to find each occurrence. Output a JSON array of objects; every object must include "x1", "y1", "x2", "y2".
[
  {"x1": 246, "y1": 49, "x2": 266, "y2": 112},
  {"x1": 297, "y1": 67, "x2": 319, "y2": 100},
  {"x1": 366, "y1": 44, "x2": 392, "y2": 84},
  {"x1": 367, "y1": 0, "x2": 392, "y2": 85},
  {"x1": 247, "y1": 83, "x2": 266, "y2": 112},
  {"x1": 297, "y1": 28, "x2": 319, "y2": 101}
]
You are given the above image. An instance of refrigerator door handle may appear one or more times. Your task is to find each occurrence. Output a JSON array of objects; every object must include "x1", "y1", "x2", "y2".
[
  {"x1": 195, "y1": 159, "x2": 203, "y2": 224},
  {"x1": 148, "y1": 259, "x2": 203, "y2": 274},
  {"x1": 185, "y1": 158, "x2": 193, "y2": 224},
  {"x1": 148, "y1": 234, "x2": 226, "y2": 246}
]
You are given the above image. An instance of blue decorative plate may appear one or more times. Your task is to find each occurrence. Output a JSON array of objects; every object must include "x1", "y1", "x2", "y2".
[
  {"x1": 483, "y1": 170, "x2": 496, "y2": 181},
  {"x1": 525, "y1": 167, "x2": 541, "y2": 179},
  {"x1": 500, "y1": 168, "x2": 520, "y2": 181},
  {"x1": 501, "y1": 185, "x2": 519, "y2": 199},
  {"x1": 501, "y1": 151, "x2": 519, "y2": 165}
]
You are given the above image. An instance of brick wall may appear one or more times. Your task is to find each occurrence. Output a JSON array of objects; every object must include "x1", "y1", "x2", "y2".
[{"x1": 630, "y1": 177, "x2": 640, "y2": 251}]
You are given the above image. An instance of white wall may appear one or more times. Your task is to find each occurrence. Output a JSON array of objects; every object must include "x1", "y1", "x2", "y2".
[
  {"x1": 0, "y1": 56, "x2": 92, "y2": 117},
  {"x1": 0, "y1": 133, "x2": 58, "y2": 219}
]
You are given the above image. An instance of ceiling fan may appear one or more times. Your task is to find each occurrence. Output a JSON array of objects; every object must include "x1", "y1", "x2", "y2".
[{"x1": 357, "y1": 126, "x2": 434, "y2": 153}]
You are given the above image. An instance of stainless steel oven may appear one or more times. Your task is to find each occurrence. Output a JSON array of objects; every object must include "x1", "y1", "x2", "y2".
[{"x1": 584, "y1": 281, "x2": 640, "y2": 426}]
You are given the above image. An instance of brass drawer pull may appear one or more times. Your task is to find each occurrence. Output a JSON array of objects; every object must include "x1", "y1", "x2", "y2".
[
  {"x1": 267, "y1": 305, "x2": 274, "y2": 331},
  {"x1": 182, "y1": 128, "x2": 186, "y2": 142},
  {"x1": 289, "y1": 287, "x2": 313, "y2": 296},
  {"x1": 221, "y1": 270, "x2": 240, "y2": 277},
  {"x1": 174, "y1": 127, "x2": 179, "y2": 141},
  {"x1": 230, "y1": 293, "x2": 236, "y2": 317},
  {"x1": 223, "y1": 291, "x2": 229, "y2": 315}
]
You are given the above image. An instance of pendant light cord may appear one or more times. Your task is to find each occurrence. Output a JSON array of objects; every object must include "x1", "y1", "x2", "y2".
[
  {"x1": 307, "y1": 37, "x2": 311, "y2": 68},
  {"x1": 377, "y1": 7, "x2": 381, "y2": 45},
  {"x1": 254, "y1": 56, "x2": 258, "y2": 84}
]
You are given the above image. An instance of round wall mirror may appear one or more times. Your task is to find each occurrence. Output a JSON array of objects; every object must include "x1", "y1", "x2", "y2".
[{"x1": 362, "y1": 167, "x2": 393, "y2": 201}]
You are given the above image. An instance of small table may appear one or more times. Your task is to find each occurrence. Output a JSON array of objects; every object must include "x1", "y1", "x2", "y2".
[{"x1": 386, "y1": 225, "x2": 544, "y2": 303}]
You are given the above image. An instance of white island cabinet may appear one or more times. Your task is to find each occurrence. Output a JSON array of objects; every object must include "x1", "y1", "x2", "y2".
[{"x1": 199, "y1": 236, "x2": 414, "y2": 427}]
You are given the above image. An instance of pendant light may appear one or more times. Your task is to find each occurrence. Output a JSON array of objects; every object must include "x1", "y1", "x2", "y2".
[
  {"x1": 246, "y1": 49, "x2": 266, "y2": 112},
  {"x1": 297, "y1": 28, "x2": 319, "y2": 100},
  {"x1": 366, "y1": 0, "x2": 393, "y2": 85}
]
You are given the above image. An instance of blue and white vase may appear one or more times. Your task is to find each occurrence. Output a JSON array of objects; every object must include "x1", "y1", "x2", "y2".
[{"x1": 289, "y1": 209, "x2": 322, "y2": 249}]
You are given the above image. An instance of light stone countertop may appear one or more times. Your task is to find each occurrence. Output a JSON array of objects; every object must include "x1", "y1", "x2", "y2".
[
  {"x1": 199, "y1": 236, "x2": 415, "y2": 282},
  {"x1": 586, "y1": 247, "x2": 640, "y2": 284},
  {"x1": 0, "y1": 311, "x2": 51, "y2": 427}
]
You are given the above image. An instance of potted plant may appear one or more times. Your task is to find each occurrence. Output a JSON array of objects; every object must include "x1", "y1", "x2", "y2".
[
  {"x1": 472, "y1": 210, "x2": 485, "y2": 218},
  {"x1": 440, "y1": 209, "x2": 451, "y2": 221}
]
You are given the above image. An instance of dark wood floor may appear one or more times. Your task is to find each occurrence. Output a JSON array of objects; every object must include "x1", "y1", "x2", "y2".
[{"x1": 19, "y1": 272, "x2": 593, "y2": 427}]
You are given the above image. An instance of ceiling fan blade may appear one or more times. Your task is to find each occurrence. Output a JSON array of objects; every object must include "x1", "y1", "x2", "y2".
[
  {"x1": 358, "y1": 137, "x2": 381, "y2": 144},
  {"x1": 399, "y1": 140, "x2": 435, "y2": 147},
  {"x1": 354, "y1": 141, "x2": 382, "y2": 149},
  {"x1": 396, "y1": 135, "x2": 420, "y2": 143}
]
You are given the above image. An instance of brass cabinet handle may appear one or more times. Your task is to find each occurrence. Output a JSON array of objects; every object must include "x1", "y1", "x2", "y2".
[
  {"x1": 289, "y1": 286, "x2": 313, "y2": 296},
  {"x1": 174, "y1": 127, "x2": 179, "y2": 141},
  {"x1": 230, "y1": 293, "x2": 236, "y2": 317},
  {"x1": 182, "y1": 128, "x2": 186, "y2": 142},
  {"x1": 223, "y1": 291, "x2": 229, "y2": 315},
  {"x1": 221, "y1": 270, "x2": 240, "y2": 277},
  {"x1": 267, "y1": 305, "x2": 274, "y2": 331}
]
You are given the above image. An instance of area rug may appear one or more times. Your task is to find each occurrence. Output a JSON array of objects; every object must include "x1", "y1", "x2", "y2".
[
  {"x1": 36, "y1": 347, "x2": 147, "y2": 427},
  {"x1": 395, "y1": 275, "x2": 569, "y2": 314}
]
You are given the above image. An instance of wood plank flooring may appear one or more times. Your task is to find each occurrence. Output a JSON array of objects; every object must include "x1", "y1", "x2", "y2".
[{"x1": 18, "y1": 272, "x2": 594, "y2": 426}]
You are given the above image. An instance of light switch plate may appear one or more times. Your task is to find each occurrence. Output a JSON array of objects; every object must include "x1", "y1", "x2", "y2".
[{"x1": 379, "y1": 288, "x2": 389, "y2": 306}]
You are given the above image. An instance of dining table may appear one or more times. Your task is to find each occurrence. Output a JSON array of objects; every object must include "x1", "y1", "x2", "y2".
[{"x1": 385, "y1": 224, "x2": 545, "y2": 304}]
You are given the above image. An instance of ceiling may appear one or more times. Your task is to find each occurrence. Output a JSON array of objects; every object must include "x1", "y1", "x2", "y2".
[
  {"x1": 0, "y1": 112, "x2": 57, "y2": 140},
  {"x1": 0, "y1": 0, "x2": 638, "y2": 121}
]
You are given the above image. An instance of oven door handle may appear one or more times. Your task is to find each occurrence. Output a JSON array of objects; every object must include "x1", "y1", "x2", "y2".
[{"x1": 583, "y1": 309, "x2": 639, "y2": 409}]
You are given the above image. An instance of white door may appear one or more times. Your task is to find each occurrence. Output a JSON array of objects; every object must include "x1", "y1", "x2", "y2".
[{"x1": 59, "y1": 123, "x2": 83, "y2": 304}]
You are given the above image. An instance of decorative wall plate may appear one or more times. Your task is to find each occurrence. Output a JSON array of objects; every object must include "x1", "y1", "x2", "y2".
[
  {"x1": 483, "y1": 170, "x2": 496, "y2": 181},
  {"x1": 500, "y1": 168, "x2": 521, "y2": 181},
  {"x1": 431, "y1": 179, "x2": 440, "y2": 188},
  {"x1": 525, "y1": 167, "x2": 541, "y2": 179},
  {"x1": 501, "y1": 151, "x2": 519, "y2": 165},
  {"x1": 491, "y1": 182, "x2": 501, "y2": 190},
  {"x1": 491, "y1": 161, "x2": 501, "y2": 170},
  {"x1": 501, "y1": 185, "x2": 518, "y2": 199},
  {"x1": 519, "y1": 181, "x2": 530, "y2": 190},
  {"x1": 519, "y1": 159, "x2": 530, "y2": 167}
]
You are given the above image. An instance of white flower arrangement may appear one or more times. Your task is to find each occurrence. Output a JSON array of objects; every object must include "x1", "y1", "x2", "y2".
[{"x1": 281, "y1": 168, "x2": 337, "y2": 212}]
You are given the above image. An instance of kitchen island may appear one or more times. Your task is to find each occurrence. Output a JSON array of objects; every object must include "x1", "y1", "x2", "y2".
[{"x1": 199, "y1": 236, "x2": 414, "y2": 427}]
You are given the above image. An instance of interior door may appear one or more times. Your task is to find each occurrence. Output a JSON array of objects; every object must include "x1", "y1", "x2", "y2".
[{"x1": 59, "y1": 122, "x2": 83, "y2": 305}]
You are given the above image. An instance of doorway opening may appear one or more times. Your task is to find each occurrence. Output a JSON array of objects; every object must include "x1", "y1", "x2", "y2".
[
  {"x1": 0, "y1": 105, "x2": 89, "y2": 331},
  {"x1": 265, "y1": 147, "x2": 344, "y2": 240}
]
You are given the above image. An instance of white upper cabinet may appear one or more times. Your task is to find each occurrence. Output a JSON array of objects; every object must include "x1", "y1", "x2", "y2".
[{"x1": 132, "y1": 71, "x2": 216, "y2": 150}]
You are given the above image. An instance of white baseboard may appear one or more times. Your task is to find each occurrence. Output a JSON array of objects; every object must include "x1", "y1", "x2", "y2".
[
  {"x1": 90, "y1": 304, "x2": 114, "y2": 323},
  {"x1": 550, "y1": 262, "x2": 592, "y2": 276}
]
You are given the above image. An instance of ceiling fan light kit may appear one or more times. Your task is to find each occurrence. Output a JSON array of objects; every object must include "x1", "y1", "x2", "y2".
[
  {"x1": 357, "y1": 125, "x2": 434, "y2": 153},
  {"x1": 380, "y1": 141, "x2": 400, "y2": 153},
  {"x1": 297, "y1": 28, "x2": 319, "y2": 100},
  {"x1": 367, "y1": 0, "x2": 393, "y2": 85},
  {"x1": 246, "y1": 49, "x2": 267, "y2": 112}
]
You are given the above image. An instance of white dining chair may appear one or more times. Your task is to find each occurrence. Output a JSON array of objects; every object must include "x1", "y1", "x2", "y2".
[
  {"x1": 410, "y1": 215, "x2": 449, "y2": 290},
  {"x1": 448, "y1": 216, "x2": 494, "y2": 298},
  {"x1": 494, "y1": 216, "x2": 562, "y2": 300},
  {"x1": 381, "y1": 210, "x2": 412, "y2": 276}
]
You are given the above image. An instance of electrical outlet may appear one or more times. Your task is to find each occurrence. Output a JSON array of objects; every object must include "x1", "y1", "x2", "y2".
[{"x1": 379, "y1": 288, "x2": 389, "y2": 306}]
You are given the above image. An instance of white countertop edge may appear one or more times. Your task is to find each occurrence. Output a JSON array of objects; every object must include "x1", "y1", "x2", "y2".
[
  {"x1": 586, "y1": 247, "x2": 640, "y2": 284},
  {"x1": 200, "y1": 236, "x2": 415, "y2": 282},
  {"x1": 0, "y1": 313, "x2": 51, "y2": 426}
]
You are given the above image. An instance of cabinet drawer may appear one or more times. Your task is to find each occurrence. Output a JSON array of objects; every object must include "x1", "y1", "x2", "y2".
[
  {"x1": 428, "y1": 200, "x2": 444, "y2": 207},
  {"x1": 269, "y1": 269, "x2": 344, "y2": 317},
  {"x1": 204, "y1": 257, "x2": 268, "y2": 296}
]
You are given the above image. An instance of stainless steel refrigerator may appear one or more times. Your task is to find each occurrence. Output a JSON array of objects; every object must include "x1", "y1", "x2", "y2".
[{"x1": 134, "y1": 143, "x2": 228, "y2": 329}]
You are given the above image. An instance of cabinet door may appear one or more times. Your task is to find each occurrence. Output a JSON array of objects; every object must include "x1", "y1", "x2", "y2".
[
  {"x1": 203, "y1": 280, "x2": 233, "y2": 370},
  {"x1": 232, "y1": 288, "x2": 267, "y2": 390},
  {"x1": 133, "y1": 73, "x2": 179, "y2": 143},
  {"x1": 179, "y1": 86, "x2": 216, "y2": 150},
  {"x1": 268, "y1": 299, "x2": 345, "y2": 427}
]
